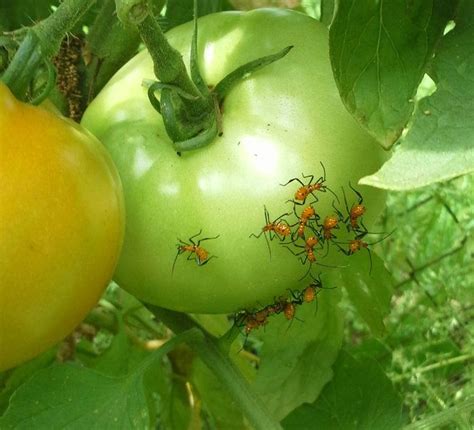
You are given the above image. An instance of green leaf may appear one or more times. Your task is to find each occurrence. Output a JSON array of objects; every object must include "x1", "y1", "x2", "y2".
[
  {"x1": 0, "y1": 0, "x2": 58, "y2": 31},
  {"x1": 282, "y1": 350, "x2": 407, "y2": 430},
  {"x1": 339, "y1": 251, "x2": 394, "y2": 337},
  {"x1": 329, "y1": 0, "x2": 457, "y2": 149},
  {"x1": 0, "y1": 348, "x2": 57, "y2": 416},
  {"x1": 79, "y1": 324, "x2": 149, "y2": 378},
  {"x1": 0, "y1": 363, "x2": 151, "y2": 429},
  {"x1": 360, "y1": 0, "x2": 474, "y2": 190},
  {"x1": 320, "y1": 0, "x2": 335, "y2": 26},
  {"x1": 253, "y1": 283, "x2": 344, "y2": 421},
  {"x1": 85, "y1": 0, "x2": 141, "y2": 95},
  {"x1": 347, "y1": 338, "x2": 393, "y2": 369},
  {"x1": 0, "y1": 329, "x2": 198, "y2": 429}
]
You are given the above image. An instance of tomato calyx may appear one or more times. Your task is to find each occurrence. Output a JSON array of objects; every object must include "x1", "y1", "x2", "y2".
[
  {"x1": 119, "y1": 1, "x2": 293, "y2": 153},
  {"x1": 146, "y1": 44, "x2": 293, "y2": 152}
]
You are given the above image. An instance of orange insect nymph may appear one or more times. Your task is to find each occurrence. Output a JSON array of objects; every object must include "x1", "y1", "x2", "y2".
[
  {"x1": 322, "y1": 215, "x2": 339, "y2": 240},
  {"x1": 336, "y1": 231, "x2": 392, "y2": 275},
  {"x1": 292, "y1": 205, "x2": 319, "y2": 239},
  {"x1": 306, "y1": 249, "x2": 316, "y2": 263},
  {"x1": 348, "y1": 239, "x2": 368, "y2": 254},
  {"x1": 303, "y1": 285, "x2": 316, "y2": 303},
  {"x1": 274, "y1": 222, "x2": 291, "y2": 237},
  {"x1": 301, "y1": 206, "x2": 316, "y2": 221},
  {"x1": 350, "y1": 204, "x2": 366, "y2": 229},
  {"x1": 295, "y1": 187, "x2": 309, "y2": 201},
  {"x1": 305, "y1": 236, "x2": 319, "y2": 249},
  {"x1": 281, "y1": 162, "x2": 337, "y2": 205},
  {"x1": 250, "y1": 206, "x2": 291, "y2": 257},
  {"x1": 342, "y1": 183, "x2": 367, "y2": 233},
  {"x1": 283, "y1": 302, "x2": 296, "y2": 320},
  {"x1": 172, "y1": 230, "x2": 219, "y2": 273},
  {"x1": 244, "y1": 317, "x2": 260, "y2": 334}
]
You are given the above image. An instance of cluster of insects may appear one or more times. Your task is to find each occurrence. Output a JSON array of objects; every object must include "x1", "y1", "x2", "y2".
[
  {"x1": 171, "y1": 163, "x2": 390, "y2": 342},
  {"x1": 234, "y1": 274, "x2": 330, "y2": 335},
  {"x1": 250, "y1": 163, "x2": 389, "y2": 276},
  {"x1": 171, "y1": 164, "x2": 387, "y2": 275}
]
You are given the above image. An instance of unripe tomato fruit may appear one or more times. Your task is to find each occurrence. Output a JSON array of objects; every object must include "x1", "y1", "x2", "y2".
[
  {"x1": 82, "y1": 9, "x2": 387, "y2": 314},
  {"x1": 0, "y1": 83, "x2": 124, "y2": 371}
]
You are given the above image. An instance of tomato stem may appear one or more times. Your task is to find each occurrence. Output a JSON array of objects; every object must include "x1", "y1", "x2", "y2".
[
  {"x1": 115, "y1": 0, "x2": 293, "y2": 153},
  {"x1": 116, "y1": 0, "x2": 217, "y2": 149},
  {"x1": 147, "y1": 305, "x2": 283, "y2": 430},
  {"x1": 1, "y1": 0, "x2": 97, "y2": 101},
  {"x1": 84, "y1": 0, "x2": 145, "y2": 99},
  {"x1": 116, "y1": 0, "x2": 202, "y2": 98}
]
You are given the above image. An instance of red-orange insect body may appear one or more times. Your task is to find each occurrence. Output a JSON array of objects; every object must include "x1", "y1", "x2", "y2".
[
  {"x1": 295, "y1": 206, "x2": 317, "y2": 238},
  {"x1": 267, "y1": 298, "x2": 286, "y2": 316},
  {"x1": 283, "y1": 302, "x2": 296, "y2": 320},
  {"x1": 173, "y1": 230, "x2": 219, "y2": 273},
  {"x1": 273, "y1": 222, "x2": 291, "y2": 237},
  {"x1": 322, "y1": 215, "x2": 338, "y2": 240},
  {"x1": 294, "y1": 183, "x2": 323, "y2": 202},
  {"x1": 349, "y1": 204, "x2": 366, "y2": 230},
  {"x1": 244, "y1": 316, "x2": 260, "y2": 334},
  {"x1": 303, "y1": 285, "x2": 316, "y2": 303},
  {"x1": 303, "y1": 236, "x2": 319, "y2": 263},
  {"x1": 342, "y1": 183, "x2": 367, "y2": 233},
  {"x1": 281, "y1": 163, "x2": 334, "y2": 205},
  {"x1": 178, "y1": 244, "x2": 209, "y2": 265},
  {"x1": 296, "y1": 221, "x2": 307, "y2": 238},
  {"x1": 251, "y1": 206, "x2": 291, "y2": 244},
  {"x1": 348, "y1": 239, "x2": 368, "y2": 254},
  {"x1": 306, "y1": 250, "x2": 316, "y2": 263},
  {"x1": 305, "y1": 236, "x2": 319, "y2": 249},
  {"x1": 254, "y1": 309, "x2": 269, "y2": 323},
  {"x1": 301, "y1": 206, "x2": 316, "y2": 220},
  {"x1": 243, "y1": 311, "x2": 269, "y2": 334}
]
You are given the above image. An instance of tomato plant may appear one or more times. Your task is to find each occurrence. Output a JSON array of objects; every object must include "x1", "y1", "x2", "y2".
[
  {"x1": 0, "y1": 82, "x2": 124, "y2": 371},
  {"x1": 1, "y1": 1, "x2": 471, "y2": 429},
  {"x1": 82, "y1": 9, "x2": 387, "y2": 314}
]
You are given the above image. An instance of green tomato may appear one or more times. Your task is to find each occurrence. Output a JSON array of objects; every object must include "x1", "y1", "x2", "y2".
[{"x1": 82, "y1": 9, "x2": 387, "y2": 314}]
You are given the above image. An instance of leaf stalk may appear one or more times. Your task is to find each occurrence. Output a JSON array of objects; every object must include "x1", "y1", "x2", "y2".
[{"x1": 146, "y1": 305, "x2": 283, "y2": 430}]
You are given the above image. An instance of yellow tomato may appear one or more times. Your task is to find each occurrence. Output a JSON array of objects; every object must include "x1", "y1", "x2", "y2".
[{"x1": 0, "y1": 83, "x2": 124, "y2": 371}]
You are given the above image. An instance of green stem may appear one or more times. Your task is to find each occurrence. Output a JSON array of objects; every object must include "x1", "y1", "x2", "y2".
[
  {"x1": 84, "y1": 307, "x2": 119, "y2": 333},
  {"x1": 137, "y1": 15, "x2": 201, "y2": 97},
  {"x1": 116, "y1": 0, "x2": 201, "y2": 98},
  {"x1": 137, "y1": 327, "x2": 204, "y2": 373},
  {"x1": 396, "y1": 235, "x2": 467, "y2": 288},
  {"x1": 1, "y1": 0, "x2": 96, "y2": 100},
  {"x1": 403, "y1": 397, "x2": 474, "y2": 430},
  {"x1": 85, "y1": 0, "x2": 141, "y2": 98},
  {"x1": 147, "y1": 305, "x2": 282, "y2": 430},
  {"x1": 392, "y1": 353, "x2": 474, "y2": 382}
]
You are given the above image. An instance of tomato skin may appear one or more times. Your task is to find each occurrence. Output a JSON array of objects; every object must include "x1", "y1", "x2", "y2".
[
  {"x1": 82, "y1": 9, "x2": 387, "y2": 314},
  {"x1": 0, "y1": 83, "x2": 124, "y2": 371}
]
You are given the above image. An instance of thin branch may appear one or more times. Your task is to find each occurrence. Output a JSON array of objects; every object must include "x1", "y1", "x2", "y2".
[
  {"x1": 396, "y1": 236, "x2": 467, "y2": 288},
  {"x1": 392, "y1": 353, "x2": 474, "y2": 382}
]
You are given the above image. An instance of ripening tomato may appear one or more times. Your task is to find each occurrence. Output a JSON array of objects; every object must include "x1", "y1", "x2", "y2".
[
  {"x1": 82, "y1": 9, "x2": 387, "y2": 314},
  {"x1": 0, "y1": 82, "x2": 124, "y2": 371}
]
